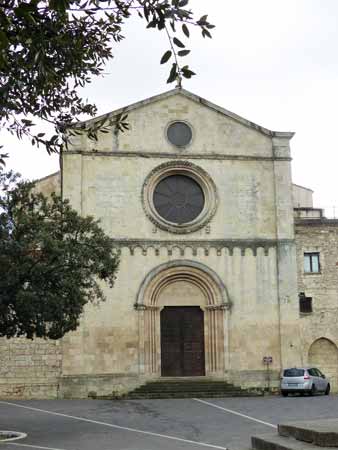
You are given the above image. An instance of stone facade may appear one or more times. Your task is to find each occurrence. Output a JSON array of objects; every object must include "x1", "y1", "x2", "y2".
[
  {"x1": 33, "y1": 171, "x2": 61, "y2": 197},
  {"x1": 3, "y1": 88, "x2": 330, "y2": 399},
  {"x1": 59, "y1": 89, "x2": 300, "y2": 398},
  {"x1": 295, "y1": 218, "x2": 338, "y2": 391}
]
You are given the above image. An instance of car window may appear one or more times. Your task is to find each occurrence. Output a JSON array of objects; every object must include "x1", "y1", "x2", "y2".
[
  {"x1": 283, "y1": 368, "x2": 304, "y2": 377},
  {"x1": 308, "y1": 368, "x2": 316, "y2": 376},
  {"x1": 316, "y1": 369, "x2": 324, "y2": 377}
]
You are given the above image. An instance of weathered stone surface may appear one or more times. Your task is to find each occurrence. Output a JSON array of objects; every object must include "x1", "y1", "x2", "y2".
[
  {"x1": 252, "y1": 433, "x2": 336, "y2": 450},
  {"x1": 295, "y1": 221, "x2": 338, "y2": 392},
  {"x1": 279, "y1": 420, "x2": 338, "y2": 447},
  {"x1": 33, "y1": 172, "x2": 60, "y2": 196},
  {"x1": 0, "y1": 337, "x2": 62, "y2": 399},
  {"x1": 1, "y1": 89, "x2": 303, "y2": 399}
]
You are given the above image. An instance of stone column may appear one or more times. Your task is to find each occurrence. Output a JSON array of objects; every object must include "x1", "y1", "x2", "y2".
[
  {"x1": 135, "y1": 304, "x2": 160, "y2": 376},
  {"x1": 205, "y1": 303, "x2": 230, "y2": 375}
]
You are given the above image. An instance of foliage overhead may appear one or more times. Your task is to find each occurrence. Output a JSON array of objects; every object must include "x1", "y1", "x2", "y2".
[
  {"x1": 0, "y1": 171, "x2": 120, "y2": 339},
  {"x1": 0, "y1": 0, "x2": 214, "y2": 161}
]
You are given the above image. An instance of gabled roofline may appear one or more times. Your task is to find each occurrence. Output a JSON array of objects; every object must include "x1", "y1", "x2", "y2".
[
  {"x1": 292, "y1": 183, "x2": 314, "y2": 193},
  {"x1": 33, "y1": 171, "x2": 60, "y2": 184},
  {"x1": 71, "y1": 88, "x2": 295, "y2": 139}
]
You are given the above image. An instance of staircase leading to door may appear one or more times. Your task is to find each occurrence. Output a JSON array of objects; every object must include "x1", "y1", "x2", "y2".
[{"x1": 119, "y1": 378, "x2": 265, "y2": 399}]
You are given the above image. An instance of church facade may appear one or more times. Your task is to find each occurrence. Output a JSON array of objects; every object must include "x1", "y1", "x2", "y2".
[{"x1": 1, "y1": 89, "x2": 337, "y2": 399}]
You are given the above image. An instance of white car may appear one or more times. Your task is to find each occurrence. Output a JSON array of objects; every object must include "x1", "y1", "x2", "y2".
[{"x1": 281, "y1": 367, "x2": 330, "y2": 396}]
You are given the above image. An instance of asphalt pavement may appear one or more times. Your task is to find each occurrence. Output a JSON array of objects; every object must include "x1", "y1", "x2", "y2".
[{"x1": 1, "y1": 394, "x2": 338, "y2": 450}]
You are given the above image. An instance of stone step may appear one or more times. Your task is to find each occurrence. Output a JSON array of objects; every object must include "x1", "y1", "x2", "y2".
[
  {"x1": 129, "y1": 388, "x2": 244, "y2": 395},
  {"x1": 138, "y1": 383, "x2": 234, "y2": 388},
  {"x1": 132, "y1": 385, "x2": 238, "y2": 392},
  {"x1": 279, "y1": 420, "x2": 338, "y2": 447},
  {"x1": 98, "y1": 378, "x2": 265, "y2": 400},
  {"x1": 98, "y1": 389, "x2": 263, "y2": 400},
  {"x1": 138, "y1": 380, "x2": 233, "y2": 383},
  {"x1": 106, "y1": 390, "x2": 260, "y2": 399},
  {"x1": 252, "y1": 433, "x2": 334, "y2": 450}
]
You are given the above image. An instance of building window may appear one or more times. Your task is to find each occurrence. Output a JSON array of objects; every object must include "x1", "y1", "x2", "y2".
[
  {"x1": 142, "y1": 161, "x2": 218, "y2": 234},
  {"x1": 167, "y1": 121, "x2": 192, "y2": 147},
  {"x1": 304, "y1": 252, "x2": 320, "y2": 273},
  {"x1": 299, "y1": 293, "x2": 313, "y2": 313},
  {"x1": 153, "y1": 175, "x2": 205, "y2": 224}
]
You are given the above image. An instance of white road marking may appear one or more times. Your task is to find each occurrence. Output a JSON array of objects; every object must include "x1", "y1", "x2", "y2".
[
  {"x1": 0, "y1": 431, "x2": 27, "y2": 442},
  {"x1": 193, "y1": 399, "x2": 277, "y2": 429},
  {"x1": 0, "y1": 401, "x2": 228, "y2": 450},
  {"x1": 8, "y1": 443, "x2": 69, "y2": 450}
]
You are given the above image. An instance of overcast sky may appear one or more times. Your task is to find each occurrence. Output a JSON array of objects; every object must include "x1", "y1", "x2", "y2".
[{"x1": 5, "y1": 0, "x2": 338, "y2": 213}]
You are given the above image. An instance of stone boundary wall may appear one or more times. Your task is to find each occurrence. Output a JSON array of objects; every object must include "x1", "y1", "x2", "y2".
[
  {"x1": 0, "y1": 337, "x2": 62, "y2": 399},
  {"x1": 59, "y1": 373, "x2": 143, "y2": 399}
]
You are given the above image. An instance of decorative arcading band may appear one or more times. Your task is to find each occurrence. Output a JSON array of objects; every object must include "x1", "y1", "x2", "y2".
[{"x1": 112, "y1": 239, "x2": 294, "y2": 257}]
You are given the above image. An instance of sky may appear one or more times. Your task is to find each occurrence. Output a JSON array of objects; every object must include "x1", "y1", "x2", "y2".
[{"x1": 4, "y1": 0, "x2": 338, "y2": 214}]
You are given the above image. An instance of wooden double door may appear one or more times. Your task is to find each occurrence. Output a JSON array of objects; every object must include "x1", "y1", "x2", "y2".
[{"x1": 160, "y1": 306, "x2": 205, "y2": 377}]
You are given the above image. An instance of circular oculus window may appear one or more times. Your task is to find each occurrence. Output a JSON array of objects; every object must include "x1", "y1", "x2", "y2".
[
  {"x1": 167, "y1": 121, "x2": 192, "y2": 147},
  {"x1": 153, "y1": 175, "x2": 204, "y2": 224},
  {"x1": 142, "y1": 161, "x2": 218, "y2": 234}
]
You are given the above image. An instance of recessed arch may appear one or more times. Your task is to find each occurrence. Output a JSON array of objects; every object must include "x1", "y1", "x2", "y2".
[
  {"x1": 136, "y1": 259, "x2": 230, "y2": 308},
  {"x1": 135, "y1": 260, "x2": 231, "y2": 377},
  {"x1": 308, "y1": 337, "x2": 338, "y2": 391}
]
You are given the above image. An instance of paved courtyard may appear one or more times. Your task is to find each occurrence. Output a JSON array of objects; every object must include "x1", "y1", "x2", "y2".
[{"x1": 1, "y1": 395, "x2": 338, "y2": 450}]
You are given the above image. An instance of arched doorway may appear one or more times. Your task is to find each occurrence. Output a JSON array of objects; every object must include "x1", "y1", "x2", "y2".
[
  {"x1": 135, "y1": 260, "x2": 231, "y2": 377},
  {"x1": 308, "y1": 338, "x2": 338, "y2": 391}
]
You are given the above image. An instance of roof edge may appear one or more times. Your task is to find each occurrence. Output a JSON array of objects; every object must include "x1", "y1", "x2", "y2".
[
  {"x1": 33, "y1": 171, "x2": 60, "y2": 184},
  {"x1": 71, "y1": 87, "x2": 295, "y2": 139},
  {"x1": 292, "y1": 183, "x2": 314, "y2": 193}
]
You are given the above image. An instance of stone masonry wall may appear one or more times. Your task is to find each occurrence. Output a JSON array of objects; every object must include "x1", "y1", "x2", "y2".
[
  {"x1": 295, "y1": 220, "x2": 338, "y2": 391},
  {"x1": 58, "y1": 90, "x2": 299, "y2": 397},
  {"x1": 0, "y1": 337, "x2": 62, "y2": 399}
]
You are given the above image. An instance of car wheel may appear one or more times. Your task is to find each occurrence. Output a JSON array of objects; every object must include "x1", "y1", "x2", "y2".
[
  {"x1": 309, "y1": 384, "x2": 316, "y2": 396},
  {"x1": 281, "y1": 391, "x2": 288, "y2": 397},
  {"x1": 325, "y1": 384, "x2": 330, "y2": 395}
]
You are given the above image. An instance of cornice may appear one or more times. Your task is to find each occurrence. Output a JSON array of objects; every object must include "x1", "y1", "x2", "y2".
[
  {"x1": 64, "y1": 150, "x2": 291, "y2": 162},
  {"x1": 112, "y1": 238, "x2": 294, "y2": 257},
  {"x1": 295, "y1": 219, "x2": 338, "y2": 227}
]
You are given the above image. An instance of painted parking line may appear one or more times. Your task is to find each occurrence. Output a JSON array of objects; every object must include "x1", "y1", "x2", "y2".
[
  {"x1": 0, "y1": 401, "x2": 228, "y2": 450},
  {"x1": 9, "y1": 443, "x2": 70, "y2": 450},
  {"x1": 193, "y1": 399, "x2": 277, "y2": 429}
]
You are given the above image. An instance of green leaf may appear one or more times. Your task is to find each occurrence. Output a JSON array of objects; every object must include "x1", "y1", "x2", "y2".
[
  {"x1": 146, "y1": 19, "x2": 157, "y2": 29},
  {"x1": 199, "y1": 14, "x2": 208, "y2": 24},
  {"x1": 202, "y1": 29, "x2": 212, "y2": 39},
  {"x1": 160, "y1": 50, "x2": 172, "y2": 64},
  {"x1": 181, "y1": 66, "x2": 196, "y2": 79},
  {"x1": 167, "y1": 63, "x2": 177, "y2": 83},
  {"x1": 182, "y1": 24, "x2": 190, "y2": 38},
  {"x1": 0, "y1": 30, "x2": 9, "y2": 50},
  {"x1": 178, "y1": 49, "x2": 190, "y2": 57},
  {"x1": 173, "y1": 37, "x2": 185, "y2": 48}
]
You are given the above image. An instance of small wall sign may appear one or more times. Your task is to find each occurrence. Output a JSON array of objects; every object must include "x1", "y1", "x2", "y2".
[{"x1": 263, "y1": 356, "x2": 273, "y2": 364}]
